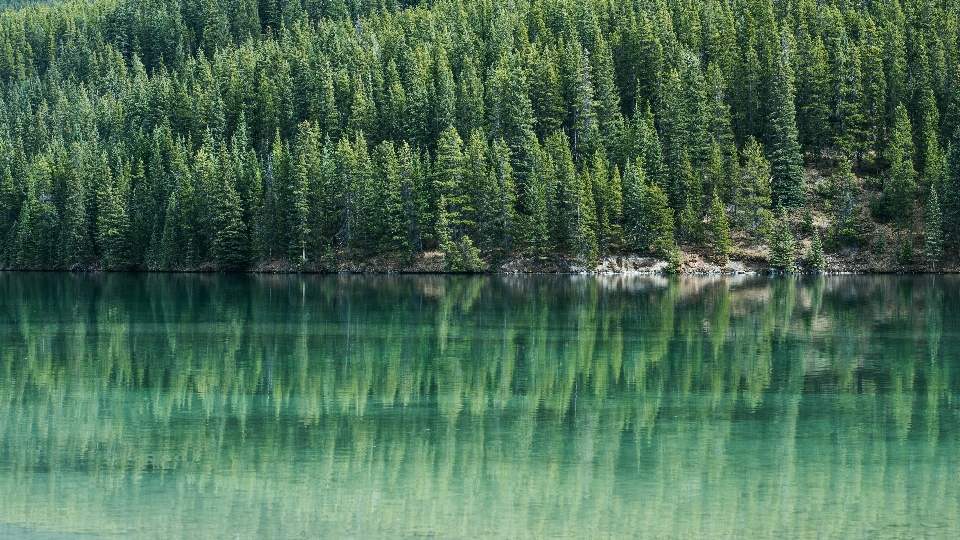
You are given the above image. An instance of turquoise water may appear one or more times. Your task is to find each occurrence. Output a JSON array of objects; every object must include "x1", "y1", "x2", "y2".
[{"x1": 1, "y1": 273, "x2": 959, "y2": 538}]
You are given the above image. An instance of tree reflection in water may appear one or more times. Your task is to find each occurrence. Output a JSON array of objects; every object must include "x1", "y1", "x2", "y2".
[{"x1": 0, "y1": 273, "x2": 957, "y2": 538}]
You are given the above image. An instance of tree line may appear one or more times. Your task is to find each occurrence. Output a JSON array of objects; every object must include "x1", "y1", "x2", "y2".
[{"x1": 0, "y1": 0, "x2": 958, "y2": 270}]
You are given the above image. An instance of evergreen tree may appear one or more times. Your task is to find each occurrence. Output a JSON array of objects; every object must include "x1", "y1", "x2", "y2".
[
  {"x1": 766, "y1": 34, "x2": 805, "y2": 209},
  {"x1": 735, "y1": 137, "x2": 773, "y2": 237},
  {"x1": 769, "y1": 208, "x2": 795, "y2": 271},
  {"x1": 487, "y1": 138, "x2": 517, "y2": 254},
  {"x1": 641, "y1": 177, "x2": 677, "y2": 258},
  {"x1": 12, "y1": 165, "x2": 59, "y2": 269},
  {"x1": 621, "y1": 159, "x2": 645, "y2": 252},
  {"x1": 58, "y1": 157, "x2": 90, "y2": 268},
  {"x1": 806, "y1": 232, "x2": 826, "y2": 271},
  {"x1": 631, "y1": 102, "x2": 668, "y2": 192},
  {"x1": 434, "y1": 126, "x2": 482, "y2": 265},
  {"x1": 372, "y1": 141, "x2": 410, "y2": 256},
  {"x1": 874, "y1": 104, "x2": 917, "y2": 230},
  {"x1": 707, "y1": 192, "x2": 731, "y2": 265},
  {"x1": 437, "y1": 195, "x2": 482, "y2": 271},
  {"x1": 526, "y1": 138, "x2": 552, "y2": 257},
  {"x1": 212, "y1": 173, "x2": 249, "y2": 270},
  {"x1": 544, "y1": 131, "x2": 597, "y2": 261},
  {"x1": 924, "y1": 185, "x2": 943, "y2": 269},
  {"x1": 943, "y1": 130, "x2": 960, "y2": 246},
  {"x1": 96, "y1": 159, "x2": 134, "y2": 270},
  {"x1": 0, "y1": 0, "x2": 953, "y2": 272}
]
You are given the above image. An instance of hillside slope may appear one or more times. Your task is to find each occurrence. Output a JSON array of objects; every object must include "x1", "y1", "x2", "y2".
[{"x1": 0, "y1": 0, "x2": 957, "y2": 272}]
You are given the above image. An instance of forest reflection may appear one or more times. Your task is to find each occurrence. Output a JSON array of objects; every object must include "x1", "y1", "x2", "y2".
[{"x1": 1, "y1": 273, "x2": 958, "y2": 538}]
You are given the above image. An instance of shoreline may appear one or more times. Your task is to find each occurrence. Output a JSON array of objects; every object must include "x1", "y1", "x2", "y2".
[{"x1": 3, "y1": 250, "x2": 957, "y2": 275}]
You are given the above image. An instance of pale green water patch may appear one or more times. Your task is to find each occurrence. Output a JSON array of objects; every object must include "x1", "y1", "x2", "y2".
[{"x1": 0, "y1": 273, "x2": 958, "y2": 538}]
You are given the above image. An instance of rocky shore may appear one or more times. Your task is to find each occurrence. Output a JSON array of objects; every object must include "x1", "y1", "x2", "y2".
[{"x1": 239, "y1": 248, "x2": 959, "y2": 275}]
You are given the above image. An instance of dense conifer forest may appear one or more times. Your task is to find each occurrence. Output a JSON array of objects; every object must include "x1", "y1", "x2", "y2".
[{"x1": 0, "y1": 0, "x2": 957, "y2": 271}]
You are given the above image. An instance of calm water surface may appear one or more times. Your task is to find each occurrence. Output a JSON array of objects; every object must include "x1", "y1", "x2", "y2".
[{"x1": 1, "y1": 273, "x2": 959, "y2": 538}]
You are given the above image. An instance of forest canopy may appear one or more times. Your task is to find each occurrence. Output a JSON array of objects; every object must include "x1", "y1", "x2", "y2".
[{"x1": 0, "y1": 0, "x2": 957, "y2": 270}]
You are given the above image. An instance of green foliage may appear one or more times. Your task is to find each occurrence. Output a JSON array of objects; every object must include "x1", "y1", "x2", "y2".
[
  {"x1": 437, "y1": 196, "x2": 482, "y2": 271},
  {"x1": 96, "y1": 160, "x2": 134, "y2": 271},
  {"x1": 944, "y1": 132, "x2": 960, "y2": 247},
  {"x1": 642, "y1": 179, "x2": 678, "y2": 258},
  {"x1": 766, "y1": 40, "x2": 805, "y2": 210},
  {"x1": 896, "y1": 237, "x2": 914, "y2": 265},
  {"x1": 735, "y1": 138, "x2": 773, "y2": 239},
  {"x1": 769, "y1": 209, "x2": 795, "y2": 272},
  {"x1": 872, "y1": 105, "x2": 916, "y2": 230},
  {"x1": 0, "y1": 0, "x2": 951, "y2": 271},
  {"x1": 707, "y1": 193, "x2": 731, "y2": 265},
  {"x1": 924, "y1": 186, "x2": 943, "y2": 269},
  {"x1": 806, "y1": 233, "x2": 826, "y2": 271}
]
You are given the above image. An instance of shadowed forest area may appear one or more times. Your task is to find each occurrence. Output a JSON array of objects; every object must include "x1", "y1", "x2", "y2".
[{"x1": 0, "y1": 0, "x2": 958, "y2": 271}]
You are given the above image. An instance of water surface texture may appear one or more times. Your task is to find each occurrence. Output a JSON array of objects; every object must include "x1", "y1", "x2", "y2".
[{"x1": 1, "y1": 273, "x2": 959, "y2": 538}]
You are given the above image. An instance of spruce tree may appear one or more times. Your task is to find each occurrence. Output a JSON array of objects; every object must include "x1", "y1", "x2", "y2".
[
  {"x1": 59, "y1": 162, "x2": 90, "y2": 269},
  {"x1": 766, "y1": 36, "x2": 805, "y2": 210},
  {"x1": 769, "y1": 208, "x2": 795, "y2": 271},
  {"x1": 736, "y1": 137, "x2": 773, "y2": 237},
  {"x1": 621, "y1": 159, "x2": 645, "y2": 252},
  {"x1": 641, "y1": 179, "x2": 677, "y2": 258},
  {"x1": 212, "y1": 172, "x2": 249, "y2": 271},
  {"x1": 434, "y1": 126, "x2": 483, "y2": 265},
  {"x1": 373, "y1": 141, "x2": 410, "y2": 256},
  {"x1": 924, "y1": 185, "x2": 943, "y2": 270},
  {"x1": 96, "y1": 160, "x2": 134, "y2": 270},
  {"x1": 437, "y1": 195, "x2": 482, "y2": 271},
  {"x1": 875, "y1": 104, "x2": 917, "y2": 231},
  {"x1": 806, "y1": 232, "x2": 826, "y2": 271},
  {"x1": 526, "y1": 138, "x2": 552, "y2": 257},
  {"x1": 707, "y1": 192, "x2": 731, "y2": 265},
  {"x1": 943, "y1": 131, "x2": 960, "y2": 246},
  {"x1": 488, "y1": 138, "x2": 517, "y2": 254}
]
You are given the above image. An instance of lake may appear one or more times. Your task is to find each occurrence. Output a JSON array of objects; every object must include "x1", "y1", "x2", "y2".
[{"x1": 1, "y1": 273, "x2": 958, "y2": 538}]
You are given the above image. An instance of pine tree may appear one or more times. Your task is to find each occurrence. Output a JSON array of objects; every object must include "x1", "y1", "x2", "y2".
[
  {"x1": 943, "y1": 130, "x2": 960, "y2": 247},
  {"x1": 621, "y1": 159, "x2": 645, "y2": 251},
  {"x1": 796, "y1": 33, "x2": 831, "y2": 154},
  {"x1": 12, "y1": 165, "x2": 59, "y2": 270},
  {"x1": 0, "y1": 164, "x2": 17, "y2": 263},
  {"x1": 529, "y1": 45, "x2": 564, "y2": 139},
  {"x1": 875, "y1": 104, "x2": 917, "y2": 230},
  {"x1": 632, "y1": 101, "x2": 668, "y2": 192},
  {"x1": 572, "y1": 167, "x2": 599, "y2": 263},
  {"x1": 766, "y1": 34, "x2": 805, "y2": 209},
  {"x1": 397, "y1": 142, "x2": 423, "y2": 259},
  {"x1": 769, "y1": 208, "x2": 795, "y2": 271},
  {"x1": 896, "y1": 236, "x2": 914, "y2": 265},
  {"x1": 806, "y1": 232, "x2": 826, "y2": 271},
  {"x1": 58, "y1": 153, "x2": 90, "y2": 269},
  {"x1": 487, "y1": 138, "x2": 517, "y2": 254},
  {"x1": 372, "y1": 141, "x2": 410, "y2": 256},
  {"x1": 924, "y1": 185, "x2": 943, "y2": 269},
  {"x1": 545, "y1": 131, "x2": 597, "y2": 261},
  {"x1": 97, "y1": 159, "x2": 134, "y2": 270},
  {"x1": 434, "y1": 125, "x2": 482, "y2": 266},
  {"x1": 526, "y1": 138, "x2": 552, "y2": 257},
  {"x1": 212, "y1": 169, "x2": 249, "y2": 271},
  {"x1": 735, "y1": 137, "x2": 773, "y2": 237},
  {"x1": 288, "y1": 122, "x2": 317, "y2": 262},
  {"x1": 437, "y1": 195, "x2": 482, "y2": 271},
  {"x1": 707, "y1": 192, "x2": 731, "y2": 265},
  {"x1": 641, "y1": 178, "x2": 677, "y2": 258}
]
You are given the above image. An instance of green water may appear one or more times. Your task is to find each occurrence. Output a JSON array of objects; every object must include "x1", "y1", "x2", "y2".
[{"x1": 1, "y1": 273, "x2": 959, "y2": 538}]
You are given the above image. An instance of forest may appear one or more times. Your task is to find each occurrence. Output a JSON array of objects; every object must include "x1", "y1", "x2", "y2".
[{"x1": 0, "y1": 0, "x2": 957, "y2": 271}]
